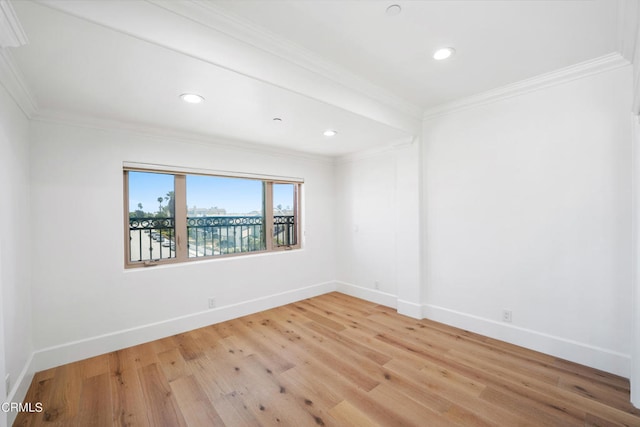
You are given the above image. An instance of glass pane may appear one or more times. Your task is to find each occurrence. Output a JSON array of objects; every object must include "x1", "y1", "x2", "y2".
[
  {"x1": 186, "y1": 175, "x2": 264, "y2": 257},
  {"x1": 273, "y1": 183, "x2": 296, "y2": 247},
  {"x1": 128, "y1": 171, "x2": 176, "y2": 262}
]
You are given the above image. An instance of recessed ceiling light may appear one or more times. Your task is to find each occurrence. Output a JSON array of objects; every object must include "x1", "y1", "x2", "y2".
[
  {"x1": 433, "y1": 47, "x2": 456, "y2": 60},
  {"x1": 323, "y1": 129, "x2": 337, "y2": 137},
  {"x1": 180, "y1": 93, "x2": 205, "y2": 104},
  {"x1": 386, "y1": 4, "x2": 401, "y2": 16}
]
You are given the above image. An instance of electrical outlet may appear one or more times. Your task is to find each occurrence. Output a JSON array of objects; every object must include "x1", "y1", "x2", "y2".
[
  {"x1": 374, "y1": 281, "x2": 380, "y2": 290},
  {"x1": 502, "y1": 309, "x2": 512, "y2": 323},
  {"x1": 208, "y1": 297, "x2": 216, "y2": 309}
]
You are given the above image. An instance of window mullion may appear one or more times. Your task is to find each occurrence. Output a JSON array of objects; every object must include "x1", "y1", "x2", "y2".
[
  {"x1": 123, "y1": 171, "x2": 131, "y2": 266},
  {"x1": 294, "y1": 183, "x2": 300, "y2": 247},
  {"x1": 264, "y1": 182, "x2": 273, "y2": 251},
  {"x1": 174, "y1": 174, "x2": 188, "y2": 261}
]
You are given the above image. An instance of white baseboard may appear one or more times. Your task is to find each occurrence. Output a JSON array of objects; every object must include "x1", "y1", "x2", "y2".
[
  {"x1": 423, "y1": 303, "x2": 631, "y2": 378},
  {"x1": 7, "y1": 280, "x2": 337, "y2": 418},
  {"x1": 335, "y1": 281, "x2": 397, "y2": 308},
  {"x1": 397, "y1": 299, "x2": 422, "y2": 319},
  {"x1": 5, "y1": 352, "x2": 34, "y2": 427}
]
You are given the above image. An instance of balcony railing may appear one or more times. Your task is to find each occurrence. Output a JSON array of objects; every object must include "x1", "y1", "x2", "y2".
[
  {"x1": 187, "y1": 216, "x2": 264, "y2": 257},
  {"x1": 128, "y1": 215, "x2": 295, "y2": 262},
  {"x1": 129, "y1": 217, "x2": 176, "y2": 262},
  {"x1": 273, "y1": 215, "x2": 296, "y2": 247}
]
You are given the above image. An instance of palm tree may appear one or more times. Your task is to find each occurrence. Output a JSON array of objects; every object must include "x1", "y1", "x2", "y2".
[
  {"x1": 157, "y1": 197, "x2": 163, "y2": 213},
  {"x1": 134, "y1": 202, "x2": 145, "y2": 218},
  {"x1": 165, "y1": 191, "x2": 175, "y2": 216}
]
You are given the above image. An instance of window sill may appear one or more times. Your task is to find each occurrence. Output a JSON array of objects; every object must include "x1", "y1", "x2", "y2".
[{"x1": 124, "y1": 246, "x2": 304, "y2": 271}]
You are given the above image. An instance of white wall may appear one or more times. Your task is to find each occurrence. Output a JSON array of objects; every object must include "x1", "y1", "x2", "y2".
[
  {"x1": 334, "y1": 140, "x2": 421, "y2": 313},
  {"x1": 630, "y1": 5, "x2": 640, "y2": 407},
  {"x1": 28, "y1": 119, "x2": 336, "y2": 366},
  {"x1": 422, "y1": 65, "x2": 633, "y2": 376},
  {"x1": 335, "y1": 149, "x2": 398, "y2": 302},
  {"x1": 633, "y1": 115, "x2": 640, "y2": 407},
  {"x1": 394, "y1": 142, "x2": 422, "y2": 317},
  {"x1": 0, "y1": 80, "x2": 32, "y2": 424},
  {"x1": 0, "y1": 243, "x2": 5, "y2": 427}
]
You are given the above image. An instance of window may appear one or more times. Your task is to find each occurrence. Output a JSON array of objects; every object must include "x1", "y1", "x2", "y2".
[
  {"x1": 272, "y1": 183, "x2": 298, "y2": 248},
  {"x1": 127, "y1": 171, "x2": 177, "y2": 262},
  {"x1": 124, "y1": 165, "x2": 301, "y2": 268}
]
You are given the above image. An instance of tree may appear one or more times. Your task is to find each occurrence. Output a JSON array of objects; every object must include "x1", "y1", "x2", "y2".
[
  {"x1": 157, "y1": 197, "x2": 163, "y2": 213},
  {"x1": 130, "y1": 202, "x2": 145, "y2": 218},
  {"x1": 164, "y1": 191, "x2": 175, "y2": 216}
]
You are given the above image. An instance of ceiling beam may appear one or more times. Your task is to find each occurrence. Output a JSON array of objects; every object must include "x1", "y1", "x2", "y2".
[{"x1": 34, "y1": 0, "x2": 421, "y2": 135}]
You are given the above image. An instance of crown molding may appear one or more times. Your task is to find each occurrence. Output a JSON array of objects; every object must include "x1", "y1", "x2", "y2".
[
  {"x1": 0, "y1": 0, "x2": 27, "y2": 48},
  {"x1": 423, "y1": 53, "x2": 630, "y2": 121},
  {"x1": 146, "y1": 0, "x2": 422, "y2": 120},
  {"x1": 31, "y1": 109, "x2": 336, "y2": 164},
  {"x1": 0, "y1": 48, "x2": 37, "y2": 118}
]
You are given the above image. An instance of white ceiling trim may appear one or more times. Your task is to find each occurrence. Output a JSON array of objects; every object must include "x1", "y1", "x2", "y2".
[
  {"x1": 31, "y1": 109, "x2": 335, "y2": 164},
  {"x1": 0, "y1": 48, "x2": 37, "y2": 118},
  {"x1": 148, "y1": 0, "x2": 423, "y2": 120},
  {"x1": 423, "y1": 53, "x2": 630, "y2": 121},
  {"x1": 0, "y1": 0, "x2": 27, "y2": 48}
]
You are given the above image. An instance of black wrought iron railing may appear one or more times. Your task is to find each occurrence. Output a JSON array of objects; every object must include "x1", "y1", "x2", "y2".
[
  {"x1": 128, "y1": 217, "x2": 176, "y2": 262},
  {"x1": 128, "y1": 215, "x2": 296, "y2": 262},
  {"x1": 273, "y1": 215, "x2": 296, "y2": 247},
  {"x1": 187, "y1": 215, "x2": 265, "y2": 257}
]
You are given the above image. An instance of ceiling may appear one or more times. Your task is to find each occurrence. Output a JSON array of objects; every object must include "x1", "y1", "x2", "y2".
[
  {"x1": 6, "y1": 0, "x2": 625, "y2": 157},
  {"x1": 209, "y1": 0, "x2": 619, "y2": 109}
]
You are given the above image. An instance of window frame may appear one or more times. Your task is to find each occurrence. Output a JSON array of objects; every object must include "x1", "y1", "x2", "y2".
[{"x1": 123, "y1": 165, "x2": 302, "y2": 269}]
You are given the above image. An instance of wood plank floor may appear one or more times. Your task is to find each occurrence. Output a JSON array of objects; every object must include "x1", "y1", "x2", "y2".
[{"x1": 14, "y1": 292, "x2": 640, "y2": 426}]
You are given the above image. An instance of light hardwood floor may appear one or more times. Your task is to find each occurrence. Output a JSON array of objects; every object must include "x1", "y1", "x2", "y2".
[{"x1": 14, "y1": 292, "x2": 640, "y2": 426}]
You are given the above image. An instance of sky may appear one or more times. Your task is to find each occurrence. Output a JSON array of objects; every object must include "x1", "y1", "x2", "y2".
[{"x1": 128, "y1": 171, "x2": 294, "y2": 215}]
